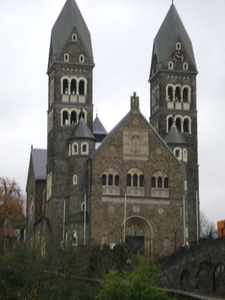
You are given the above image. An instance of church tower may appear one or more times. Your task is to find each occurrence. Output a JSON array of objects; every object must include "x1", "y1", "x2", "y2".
[
  {"x1": 149, "y1": 3, "x2": 199, "y2": 244},
  {"x1": 46, "y1": 0, "x2": 94, "y2": 240}
]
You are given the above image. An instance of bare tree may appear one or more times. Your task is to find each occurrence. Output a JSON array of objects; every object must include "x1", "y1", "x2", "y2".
[
  {"x1": 200, "y1": 211, "x2": 216, "y2": 237},
  {"x1": 0, "y1": 177, "x2": 24, "y2": 252}
]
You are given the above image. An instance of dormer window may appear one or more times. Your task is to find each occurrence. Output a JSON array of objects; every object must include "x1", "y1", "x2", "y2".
[
  {"x1": 79, "y1": 54, "x2": 85, "y2": 63},
  {"x1": 72, "y1": 33, "x2": 77, "y2": 41},
  {"x1": 64, "y1": 53, "x2": 69, "y2": 62}
]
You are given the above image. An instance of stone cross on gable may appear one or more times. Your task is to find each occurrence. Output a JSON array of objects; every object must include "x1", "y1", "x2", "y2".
[{"x1": 130, "y1": 92, "x2": 140, "y2": 110}]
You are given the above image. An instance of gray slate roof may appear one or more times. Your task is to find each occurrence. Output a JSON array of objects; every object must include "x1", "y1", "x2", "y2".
[
  {"x1": 93, "y1": 115, "x2": 107, "y2": 135},
  {"x1": 71, "y1": 117, "x2": 95, "y2": 140},
  {"x1": 164, "y1": 123, "x2": 186, "y2": 145},
  {"x1": 153, "y1": 4, "x2": 197, "y2": 71},
  {"x1": 50, "y1": 0, "x2": 93, "y2": 62},
  {"x1": 32, "y1": 148, "x2": 47, "y2": 180}
]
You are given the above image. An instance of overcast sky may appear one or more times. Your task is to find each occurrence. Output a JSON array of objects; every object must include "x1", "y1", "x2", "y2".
[{"x1": 0, "y1": 0, "x2": 224, "y2": 225}]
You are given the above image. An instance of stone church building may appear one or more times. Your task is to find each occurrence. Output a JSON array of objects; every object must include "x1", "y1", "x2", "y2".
[{"x1": 26, "y1": 0, "x2": 199, "y2": 256}]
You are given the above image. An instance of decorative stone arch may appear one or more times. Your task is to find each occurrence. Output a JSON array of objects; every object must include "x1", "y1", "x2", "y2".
[
  {"x1": 166, "y1": 84, "x2": 174, "y2": 101},
  {"x1": 179, "y1": 269, "x2": 191, "y2": 291},
  {"x1": 124, "y1": 216, "x2": 154, "y2": 255},
  {"x1": 182, "y1": 85, "x2": 191, "y2": 102},
  {"x1": 183, "y1": 116, "x2": 192, "y2": 134},
  {"x1": 166, "y1": 114, "x2": 173, "y2": 132},
  {"x1": 61, "y1": 109, "x2": 70, "y2": 125},
  {"x1": 78, "y1": 77, "x2": 87, "y2": 95},
  {"x1": 174, "y1": 147, "x2": 182, "y2": 160},
  {"x1": 174, "y1": 84, "x2": 182, "y2": 102}
]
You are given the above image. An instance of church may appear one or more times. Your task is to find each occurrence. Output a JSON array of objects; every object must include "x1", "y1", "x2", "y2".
[{"x1": 26, "y1": 0, "x2": 199, "y2": 256}]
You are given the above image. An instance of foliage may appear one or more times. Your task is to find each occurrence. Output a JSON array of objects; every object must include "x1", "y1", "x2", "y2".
[
  {"x1": 200, "y1": 211, "x2": 216, "y2": 237},
  {"x1": 96, "y1": 255, "x2": 174, "y2": 300},
  {"x1": 0, "y1": 177, "x2": 25, "y2": 254}
]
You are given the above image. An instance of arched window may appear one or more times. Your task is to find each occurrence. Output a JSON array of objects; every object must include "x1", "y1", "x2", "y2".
[
  {"x1": 64, "y1": 53, "x2": 69, "y2": 62},
  {"x1": 176, "y1": 118, "x2": 181, "y2": 131},
  {"x1": 81, "y1": 143, "x2": 88, "y2": 154},
  {"x1": 71, "y1": 111, "x2": 77, "y2": 125},
  {"x1": 79, "y1": 54, "x2": 85, "y2": 63},
  {"x1": 168, "y1": 86, "x2": 173, "y2": 101},
  {"x1": 175, "y1": 87, "x2": 181, "y2": 102},
  {"x1": 164, "y1": 177, "x2": 168, "y2": 188},
  {"x1": 183, "y1": 88, "x2": 188, "y2": 102},
  {"x1": 72, "y1": 33, "x2": 77, "y2": 41},
  {"x1": 71, "y1": 79, "x2": 76, "y2": 95},
  {"x1": 102, "y1": 174, "x2": 106, "y2": 185},
  {"x1": 115, "y1": 175, "x2": 119, "y2": 186},
  {"x1": 175, "y1": 149, "x2": 180, "y2": 157},
  {"x1": 72, "y1": 143, "x2": 78, "y2": 155},
  {"x1": 73, "y1": 175, "x2": 78, "y2": 185},
  {"x1": 63, "y1": 79, "x2": 68, "y2": 94},
  {"x1": 183, "y1": 119, "x2": 189, "y2": 133},
  {"x1": 62, "y1": 111, "x2": 69, "y2": 125},
  {"x1": 158, "y1": 177, "x2": 162, "y2": 188},
  {"x1": 79, "y1": 80, "x2": 85, "y2": 95},
  {"x1": 108, "y1": 174, "x2": 113, "y2": 186},
  {"x1": 151, "y1": 177, "x2": 156, "y2": 188},
  {"x1": 127, "y1": 174, "x2": 131, "y2": 187},
  {"x1": 168, "y1": 117, "x2": 173, "y2": 131},
  {"x1": 140, "y1": 175, "x2": 144, "y2": 187},
  {"x1": 133, "y1": 174, "x2": 138, "y2": 187}
]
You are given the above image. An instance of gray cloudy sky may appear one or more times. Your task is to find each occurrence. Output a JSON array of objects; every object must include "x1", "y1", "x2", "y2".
[{"x1": 0, "y1": 0, "x2": 224, "y2": 225}]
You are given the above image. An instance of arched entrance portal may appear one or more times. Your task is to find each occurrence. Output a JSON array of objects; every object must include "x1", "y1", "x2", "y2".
[{"x1": 124, "y1": 216, "x2": 154, "y2": 255}]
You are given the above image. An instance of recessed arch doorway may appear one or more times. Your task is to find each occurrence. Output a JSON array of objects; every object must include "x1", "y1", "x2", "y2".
[{"x1": 124, "y1": 216, "x2": 154, "y2": 255}]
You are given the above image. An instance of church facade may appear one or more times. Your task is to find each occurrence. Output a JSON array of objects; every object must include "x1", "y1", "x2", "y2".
[{"x1": 26, "y1": 0, "x2": 199, "y2": 256}]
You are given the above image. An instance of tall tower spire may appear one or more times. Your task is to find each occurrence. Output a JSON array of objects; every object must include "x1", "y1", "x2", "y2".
[
  {"x1": 46, "y1": 0, "x2": 95, "y2": 239},
  {"x1": 149, "y1": 4, "x2": 199, "y2": 244}
]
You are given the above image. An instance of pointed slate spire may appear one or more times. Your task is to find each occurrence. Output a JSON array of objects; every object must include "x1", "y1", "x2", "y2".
[
  {"x1": 71, "y1": 117, "x2": 95, "y2": 140},
  {"x1": 93, "y1": 114, "x2": 107, "y2": 142},
  {"x1": 164, "y1": 123, "x2": 186, "y2": 145},
  {"x1": 152, "y1": 4, "x2": 197, "y2": 72},
  {"x1": 49, "y1": 0, "x2": 93, "y2": 64}
]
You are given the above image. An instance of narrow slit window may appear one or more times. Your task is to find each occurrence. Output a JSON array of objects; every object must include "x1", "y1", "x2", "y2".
[
  {"x1": 140, "y1": 175, "x2": 144, "y2": 187},
  {"x1": 127, "y1": 174, "x2": 131, "y2": 187},
  {"x1": 102, "y1": 175, "x2": 106, "y2": 186},
  {"x1": 115, "y1": 175, "x2": 119, "y2": 186},
  {"x1": 71, "y1": 79, "x2": 76, "y2": 95},
  {"x1": 108, "y1": 174, "x2": 113, "y2": 186},
  {"x1": 158, "y1": 177, "x2": 162, "y2": 188},
  {"x1": 79, "y1": 80, "x2": 85, "y2": 95}
]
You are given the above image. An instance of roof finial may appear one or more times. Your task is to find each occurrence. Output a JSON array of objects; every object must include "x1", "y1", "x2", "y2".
[{"x1": 172, "y1": 0, "x2": 174, "y2": 4}]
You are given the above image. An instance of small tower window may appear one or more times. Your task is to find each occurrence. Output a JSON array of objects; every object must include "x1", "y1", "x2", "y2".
[
  {"x1": 79, "y1": 54, "x2": 85, "y2": 63},
  {"x1": 168, "y1": 117, "x2": 173, "y2": 132},
  {"x1": 64, "y1": 53, "x2": 69, "y2": 62},
  {"x1": 73, "y1": 143, "x2": 78, "y2": 154},
  {"x1": 176, "y1": 42, "x2": 181, "y2": 50},
  {"x1": 183, "y1": 63, "x2": 188, "y2": 71},
  {"x1": 175, "y1": 149, "x2": 180, "y2": 158},
  {"x1": 81, "y1": 143, "x2": 88, "y2": 154},
  {"x1": 73, "y1": 175, "x2": 78, "y2": 185},
  {"x1": 71, "y1": 79, "x2": 77, "y2": 95},
  {"x1": 168, "y1": 61, "x2": 173, "y2": 70},
  {"x1": 72, "y1": 33, "x2": 77, "y2": 41}
]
